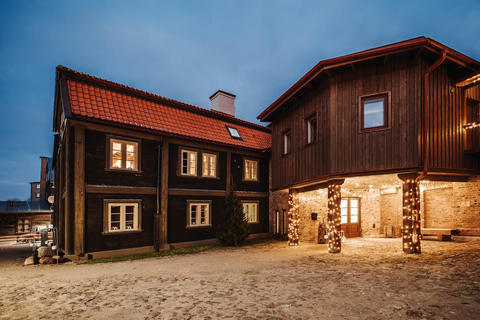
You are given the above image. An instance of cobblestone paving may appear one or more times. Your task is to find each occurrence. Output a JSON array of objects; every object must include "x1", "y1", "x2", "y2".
[{"x1": 1, "y1": 238, "x2": 479, "y2": 319}]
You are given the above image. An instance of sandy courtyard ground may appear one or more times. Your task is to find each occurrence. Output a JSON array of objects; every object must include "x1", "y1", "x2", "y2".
[{"x1": 1, "y1": 238, "x2": 480, "y2": 320}]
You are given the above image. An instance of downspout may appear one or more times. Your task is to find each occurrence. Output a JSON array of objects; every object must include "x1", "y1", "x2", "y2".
[
  {"x1": 154, "y1": 136, "x2": 162, "y2": 251},
  {"x1": 416, "y1": 48, "x2": 448, "y2": 184}
]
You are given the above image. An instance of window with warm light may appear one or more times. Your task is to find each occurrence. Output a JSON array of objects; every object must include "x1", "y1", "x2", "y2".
[
  {"x1": 202, "y1": 153, "x2": 217, "y2": 177},
  {"x1": 109, "y1": 138, "x2": 139, "y2": 171},
  {"x1": 243, "y1": 202, "x2": 258, "y2": 223},
  {"x1": 181, "y1": 150, "x2": 197, "y2": 176},
  {"x1": 360, "y1": 93, "x2": 389, "y2": 130},
  {"x1": 283, "y1": 130, "x2": 291, "y2": 154},
  {"x1": 187, "y1": 201, "x2": 211, "y2": 227},
  {"x1": 244, "y1": 159, "x2": 258, "y2": 181},
  {"x1": 103, "y1": 200, "x2": 141, "y2": 233}
]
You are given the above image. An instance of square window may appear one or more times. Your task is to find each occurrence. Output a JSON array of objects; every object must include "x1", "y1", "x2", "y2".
[
  {"x1": 108, "y1": 137, "x2": 140, "y2": 171},
  {"x1": 283, "y1": 130, "x2": 291, "y2": 155},
  {"x1": 103, "y1": 200, "x2": 142, "y2": 233},
  {"x1": 202, "y1": 153, "x2": 217, "y2": 177},
  {"x1": 187, "y1": 201, "x2": 212, "y2": 227},
  {"x1": 242, "y1": 202, "x2": 258, "y2": 223},
  {"x1": 36, "y1": 184, "x2": 40, "y2": 189},
  {"x1": 244, "y1": 159, "x2": 258, "y2": 181},
  {"x1": 36, "y1": 193, "x2": 40, "y2": 198},
  {"x1": 181, "y1": 150, "x2": 197, "y2": 176},
  {"x1": 226, "y1": 126, "x2": 242, "y2": 139},
  {"x1": 360, "y1": 93, "x2": 389, "y2": 130}
]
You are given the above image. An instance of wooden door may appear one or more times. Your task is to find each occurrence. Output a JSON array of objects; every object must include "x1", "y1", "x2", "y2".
[{"x1": 341, "y1": 198, "x2": 361, "y2": 238}]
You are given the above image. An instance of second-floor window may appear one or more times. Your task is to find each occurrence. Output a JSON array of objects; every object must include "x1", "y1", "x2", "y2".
[
  {"x1": 244, "y1": 159, "x2": 258, "y2": 181},
  {"x1": 109, "y1": 138, "x2": 139, "y2": 171},
  {"x1": 283, "y1": 130, "x2": 291, "y2": 155},
  {"x1": 360, "y1": 93, "x2": 389, "y2": 130},
  {"x1": 202, "y1": 153, "x2": 217, "y2": 177},
  {"x1": 181, "y1": 150, "x2": 197, "y2": 176},
  {"x1": 307, "y1": 116, "x2": 317, "y2": 144}
]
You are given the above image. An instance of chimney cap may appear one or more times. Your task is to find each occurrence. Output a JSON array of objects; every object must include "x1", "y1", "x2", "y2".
[{"x1": 209, "y1": 90, "x2": 236, "y2": 100}]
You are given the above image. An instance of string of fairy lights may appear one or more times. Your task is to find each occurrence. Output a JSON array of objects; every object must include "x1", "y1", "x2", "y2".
[
  {"x1": 287, "y1": 177, "x2": 458, "y2": 253},
  {"x1": 464, "y1": 121, "x2": 480, "y2": 130}
]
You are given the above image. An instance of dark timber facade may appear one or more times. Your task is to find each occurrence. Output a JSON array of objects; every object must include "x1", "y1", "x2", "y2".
[{"x1": 53, "y1": 66, "x2": 270, "y2": 258}]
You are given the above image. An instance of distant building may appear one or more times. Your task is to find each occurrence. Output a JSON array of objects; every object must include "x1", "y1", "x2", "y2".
[
  {"x1": 29, "y1": 157, "x2": 54, "y2": 201},
  {"x1": 0, "y1": 201, "x2": 52, "y2": 236}
]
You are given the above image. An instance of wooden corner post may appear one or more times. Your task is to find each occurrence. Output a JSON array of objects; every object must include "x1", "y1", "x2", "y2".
[
  {"x1": 327, "y1": 179, "x2": 344, "y2": 253},
  {"x1": 287, "y1": 189, "x2": 299, "y2": 246},
  {"x1": 159, "y1": 140, "x2": 169, "y2": 250},
  {"x1": 398, "y1": 173, "x2": 421, "y2": 254},
  {"x1": 73, "y1": 125, "x2": 85, "y2": 255}
]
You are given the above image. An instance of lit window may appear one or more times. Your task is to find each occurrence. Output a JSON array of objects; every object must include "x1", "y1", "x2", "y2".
[
  {"x1": 17, "y1": 219, "x2": 31, "y2": 233},
  {"x1": 202, "y1": 153, "x2": 217, "y2": 177},
  {"x1": 341, "y1": 199, "x2": 348, "y2": 224},
  {"x1": 243, "y1": 202, "x2": 258, "y2": 223},
  {"x1": 36, "y1": 184, "x2": 40, "y2": 189},
  {"x1": 307, "y1": 117, "x2": 317, "y2": 144},
  {"x1": 361, "y1": 93, "x2": 388, "y2": 130},
  {"x1": 36, "y1": 193, "x2": 40, "y2": 198},
  {"x1": 109, "y1": 138, "x2": 139, "y2": 171},
  {"x1": 104, "y1": 201, "x2": 141, "y2": 233},
  {"x1": 181, "y1": 150, "x2": 197, "y2": 176},
  {"x1": 187, "y1": 201, "x2": 211, "y2": 227},
  {"x1": 283, "y1": 130, "x2": 291, "y2": 154},
  {"x1": 244, "y1": 159, "x2": 258, "y2": 181},
  {"x1": 226, "y1": 126, "x2": 242, "y2": 139}
]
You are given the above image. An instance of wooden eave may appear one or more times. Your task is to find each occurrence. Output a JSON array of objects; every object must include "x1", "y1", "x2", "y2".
[
  {"x1": 453, "y1": 70, "x2": 480, "y2": 88},
  {"x1": 258, "y1": 37, "x2": 480, "y2": 122}
]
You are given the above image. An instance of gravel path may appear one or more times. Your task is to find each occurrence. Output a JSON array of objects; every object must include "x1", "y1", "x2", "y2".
[{"x1": 1, "y1": 238, "x2": 479, "y2": 319}]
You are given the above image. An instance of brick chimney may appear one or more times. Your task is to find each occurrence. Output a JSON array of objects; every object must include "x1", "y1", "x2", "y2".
[{"x1": 209, "y1": 90, "x2": 236, "y2": 117}]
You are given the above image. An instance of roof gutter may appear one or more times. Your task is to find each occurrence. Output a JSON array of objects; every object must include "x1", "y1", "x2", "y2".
[{"x1": 416, "y1": 48, "x2": 448, "y2": 184}]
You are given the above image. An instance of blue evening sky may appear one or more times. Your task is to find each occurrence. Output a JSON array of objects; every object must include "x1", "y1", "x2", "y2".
[{"x1": 0, "y1": 0, "x2": 479, "y2": 200}]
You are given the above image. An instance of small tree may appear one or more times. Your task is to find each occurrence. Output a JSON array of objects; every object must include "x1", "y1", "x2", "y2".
[{"x1": 216, "y1": 183, "x2": 250, "y2": 246}]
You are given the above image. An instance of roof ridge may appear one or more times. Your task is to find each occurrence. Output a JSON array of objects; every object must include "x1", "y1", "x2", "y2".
[{"x1": 57, "y1": 65, "x2": 270, "y2": 132}]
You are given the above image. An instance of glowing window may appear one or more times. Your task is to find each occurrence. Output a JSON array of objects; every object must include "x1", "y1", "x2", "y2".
[
  {"x1": 244, "y1": 159, "x2": 258, "y2": 181},
  {"x1": 187, "y1": 202, "x2": 211, "y2": 227},
  {"x1": 243, "y1": 202, "x2": 258, "y2": 223},
  {"x1": 181, "y1": 150, "x2": 197, "y2": 176},
  {"x1": 109, "y1": 138, "x2": 139, "y2": 171},
  {"x1": 202, "y1": 153, "x2": 217, "y2": 177}
]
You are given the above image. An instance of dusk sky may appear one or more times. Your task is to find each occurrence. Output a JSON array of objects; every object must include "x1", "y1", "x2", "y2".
[{"x1": 1, "y1": 0, "x2": 479, "y2": 200}]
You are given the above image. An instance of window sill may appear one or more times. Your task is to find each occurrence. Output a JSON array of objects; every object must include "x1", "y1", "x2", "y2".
[
  {"x1": 304, "y1": 141, "x2": 317, "y2": 148},
  {"x1": 186, "y1": 225, "x2": 212, "y2": 229},
  {"x1": 242, "y1": 178, "x2": 260, "y2": 183},
  {"x1": 247, "y1": 221, "x2": 260, "y2": 224},
  {"x1": 105, "y1": 168, "x2": 143, "y2": 174},
  {"x1": 359, "y1": 126, "x2": 390, "y2": 133},
  {"x1": 102, "y1": 229, "x2": 144, "y2": 235}
]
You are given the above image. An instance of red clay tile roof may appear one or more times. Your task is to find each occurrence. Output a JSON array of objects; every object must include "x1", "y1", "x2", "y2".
[{"x1": 59, "y1": 66, "x2": 271, "y2": 150}]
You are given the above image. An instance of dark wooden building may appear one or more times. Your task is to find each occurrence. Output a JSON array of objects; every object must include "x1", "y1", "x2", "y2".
[
  {"x1": 258, "y1": 37, "x2": 480, "y2": 253},
  {"x1": 53, "y1": 66, "x2": 271, "y2": 259},
  {"x1": 0, "y1": 201, "x2": 52, "y2": 236}
]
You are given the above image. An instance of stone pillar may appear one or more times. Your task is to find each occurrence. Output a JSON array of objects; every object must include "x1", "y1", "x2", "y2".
[
  {"x1": 398, "y1": 173, "x2": 421, "y2": 254},
  {"x1": 327, "y1": 180, "x2": 344, "y2": 253},
  {"x1": 287, "y1": 189, "x2": 299, "y2": 246}
]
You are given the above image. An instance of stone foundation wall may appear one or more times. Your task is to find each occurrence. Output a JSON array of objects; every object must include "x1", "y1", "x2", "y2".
[{"x1": 421, "y1": 176, "x2": 480, "y2": 236}]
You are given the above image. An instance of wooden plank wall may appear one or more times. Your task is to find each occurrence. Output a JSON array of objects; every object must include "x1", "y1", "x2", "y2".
[
  {"x1": 423, "y1": 57, "x2": 480, "y2": 171},
  {"x1": 271, "y1": 55, "x2": 419, "y2": 189}
]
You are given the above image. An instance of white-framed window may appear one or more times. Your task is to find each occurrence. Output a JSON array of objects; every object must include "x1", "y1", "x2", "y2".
[
  {"x1": 202, "y1": 153, "x2": 217, "y2": 177},
  {"x1": 103, "y1": 200, "x2": 142, "y2": 233},
  {"x1": 187, "y1": 201, "x2": 211, "y2": 227},
  {"x1": 109, "y1": 138, "x2": 139, "y2": 171},
  {"x1": 283, "y1": 130, "x2": 291, "y2": 155},
  {"x1": 181, "y1": 150, "x2": 197, "y2": 176},
  {"x1": 243, "y1": 202, "x2": 258, "y2": 223},
  {"x1": 244, "y1": 159, "x2": 258, "y2": 181},
  {"x1": 307, "y1": 116, "x2": 317, "y2": 144}
]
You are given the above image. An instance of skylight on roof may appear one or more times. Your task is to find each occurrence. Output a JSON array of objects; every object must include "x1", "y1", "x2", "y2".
[{"x1": 226, "y1": 126, "x2": 242, "y2": 140}]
